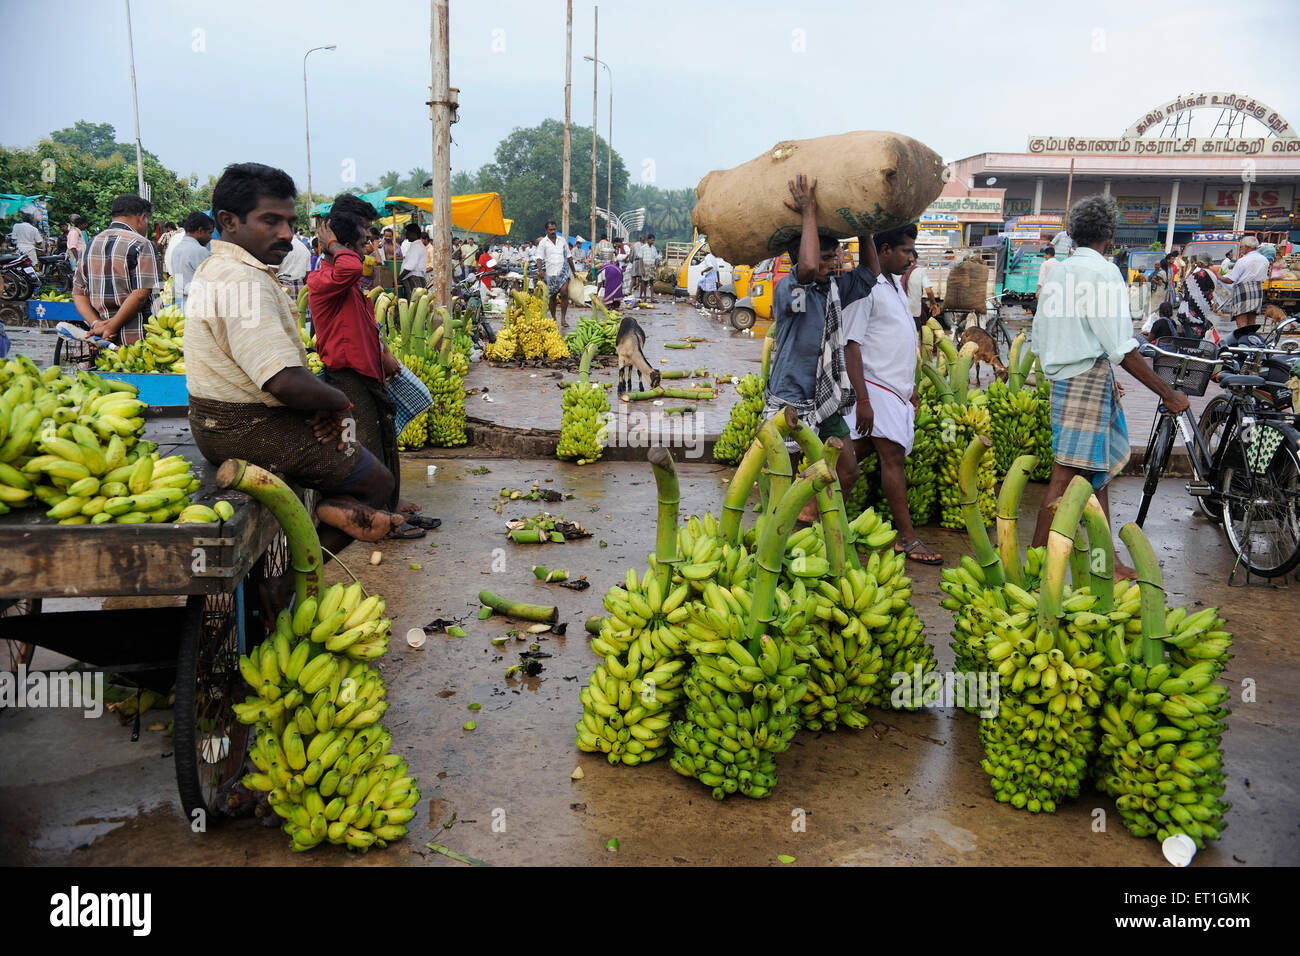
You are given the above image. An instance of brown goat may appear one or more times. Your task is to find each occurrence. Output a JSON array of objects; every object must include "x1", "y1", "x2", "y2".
[{"x1": 957, "y1": 323, "x2": 1007, "y2": 386}]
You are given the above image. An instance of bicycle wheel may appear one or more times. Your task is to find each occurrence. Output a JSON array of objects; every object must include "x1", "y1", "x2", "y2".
[
  {"x1": 1, "y1": 598, "x2": 41, "y2": 676},
  {"x1": 1135, "y1": 416, "x2": 1175, "y2": 527},
  {"x1": 1220, "y1": 425, "x2": 1300, "y2": 577},
  {"x1": 1195, "y1": 396, "x2": 1231, "y2": 522},
  {"x1": 172, "y1": 592, "x2": 251, "y2": 826}
]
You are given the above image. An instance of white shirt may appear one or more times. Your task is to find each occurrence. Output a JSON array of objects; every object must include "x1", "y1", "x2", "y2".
[
  {"x1": 401, "y1": 239, "x2": 428, "y2": 275},
  {"x1": 1052, "y1": 231, "x2": 1074, "y2": 256},
  {"x1": 906, "y1": 266, "x2": 933, "y2": 317},
  {"x1": 536, "y1": 236, "x2": 568, "y2": 278},
  {"x1": 844, "y1": 272, "x2": 916, "y2": 401},
  {"x1": 12, "y1": 220, "x2": 43, "y2": 259},
  {"x1": 1037, "y1": 257, "x2": 1058, "y2": 290},
  {"x1": 1228, "y1": 250, "x2": 1269, "y2": 283},
  {"x1": 276, "y1": 238, "x2": 309, "y2": 282}
]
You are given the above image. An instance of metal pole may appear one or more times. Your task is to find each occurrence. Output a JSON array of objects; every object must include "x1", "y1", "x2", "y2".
[
  {"x1": 590, "y1": 6, "x2": 598, "y2": 249},
  {"x1": 303, "y1": 45, "x2": 336, "y2": 215},
  {"x1": 562, "y1": 0, "x2": 572, "y2": 245},
  {"x1": 606, "y1": 63, "x2": 612, "y2": 230},
  {"x1": 1063, "y1": 157, "x2": 1075, "y2": 225},
  {"x1": 1164, "y1": 179, "x2": 1181, "y2": 254},
  {"x1": 124, "y1": 0, "x2": 145, "y2": 196},
  {"x1": 430, "y1": 0, "x2": 452, "y2": 310}
]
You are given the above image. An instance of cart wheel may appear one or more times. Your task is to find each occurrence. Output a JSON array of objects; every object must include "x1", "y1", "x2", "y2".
[
  {"x1": 173, "y1": 593, "x2": 250, "y2": 827},
  {"x1": 1, "y1": 598, "x2": 41, "y2": 676},
  {"x1": 248, "y1": 530, "x2": 290, "y2": 634}
]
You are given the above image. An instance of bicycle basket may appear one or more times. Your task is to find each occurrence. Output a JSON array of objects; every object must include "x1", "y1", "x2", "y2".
[{"x1": 1152, "y1": 336, "x2": 1217, "y2": 397}]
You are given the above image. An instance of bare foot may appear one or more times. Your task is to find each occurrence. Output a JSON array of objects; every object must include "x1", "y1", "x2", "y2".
[
  {"x1": 796, "y1": 502, "x2": 818, "y2": 525},
  {"x1": 397, "y1": 499, "x2": 421, "y2": 514},
  {"x1": 1114, "y1": 560, "x2": 1138, "y2": 581},
  {"x1": 316, "y1": 497, "x2": 398, "y2": 542}
]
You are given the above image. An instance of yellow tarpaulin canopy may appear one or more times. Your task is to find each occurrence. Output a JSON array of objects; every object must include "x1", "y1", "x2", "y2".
[{"x1": 387, "y1": 192, "x2": 511, "y2": 236}]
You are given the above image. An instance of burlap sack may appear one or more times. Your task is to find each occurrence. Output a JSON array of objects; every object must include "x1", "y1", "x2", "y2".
[
  {"x1": 691, "y1": 131, "x2": 948, "y2": 266},
  {"x1": 944, "y1": 257, "x2": 988, "y2": 313}
]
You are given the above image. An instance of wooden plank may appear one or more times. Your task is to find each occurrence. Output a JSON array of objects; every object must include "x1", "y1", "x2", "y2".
[{"x1": 0, "y1": 417, "x2": 296, "y2": 600}]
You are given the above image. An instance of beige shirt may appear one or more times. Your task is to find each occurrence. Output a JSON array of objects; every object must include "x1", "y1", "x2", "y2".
[{"x1": 184, "y1": 240, "x2": 307, "y2": 405}]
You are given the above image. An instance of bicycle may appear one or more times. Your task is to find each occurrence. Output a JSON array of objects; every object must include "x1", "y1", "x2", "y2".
[
  {"x1": 950, "y1": 296, "x2": 1015, "y2": 361},
  {"x1": 1135, "y1": 336, "x2": 1300, "y2": 578}
]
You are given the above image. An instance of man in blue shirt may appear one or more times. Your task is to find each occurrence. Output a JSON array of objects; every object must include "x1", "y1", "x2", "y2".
[{"x1": 764, "y1": 174, "x2": 879, "y2": 516}]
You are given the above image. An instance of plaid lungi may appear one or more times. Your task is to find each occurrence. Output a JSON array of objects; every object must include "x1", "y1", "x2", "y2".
[
  {"x1": 325, "y1": 367, "x2": 401, "y2": 511},
  {"x1": 189, "y1": 394, "x2": 362, "y2": 490},
  {"x1": 545, "y1": 259, "x2": 571, "y2": 297},
  {"x1": 1050, "y1": 357, "x2": 1130, "y2": 489},
  {"x1": 1219, "y1": 279, "x2": 1263, "y2": 318}
]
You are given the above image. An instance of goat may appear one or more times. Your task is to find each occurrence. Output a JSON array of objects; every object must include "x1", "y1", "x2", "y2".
[
  {"x1": 616, "y1": 316, "x2": 661, "y2": 398},
  {"x1": 957, "y1": 323, "x2": 1007, "y2": 386}
]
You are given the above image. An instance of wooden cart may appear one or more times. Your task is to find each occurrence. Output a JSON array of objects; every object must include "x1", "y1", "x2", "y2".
[{"x1": 0, "y1": 415, "x2": 295, "y2": 827}]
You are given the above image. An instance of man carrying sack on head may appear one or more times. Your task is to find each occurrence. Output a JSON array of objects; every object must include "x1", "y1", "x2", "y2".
[
  {"x1": 1030, "y1": 195, "x2": 1190, "y2": 578},
  {"x1": 763, "y1": 174, "x2": 880, "y2": 522}
]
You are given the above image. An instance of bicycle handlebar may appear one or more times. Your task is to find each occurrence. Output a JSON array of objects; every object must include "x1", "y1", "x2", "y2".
[{"x1": 1144, "y1": 342, "x2": 1220, "y2": 366}]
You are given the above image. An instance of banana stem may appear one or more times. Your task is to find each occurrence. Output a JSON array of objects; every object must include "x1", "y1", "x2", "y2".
[
  {"x1": 584, "y1": 615, "x2": 602, "y2": 635},
  {"x1": 578, "y1": 341, "x2": 598, "y2": 385},
  {"x1": 821, "y1": 440, "x2": 857, "y2": 572},
  {"x1": 623, "y1": 386, "x2": 716, "y2": 401},
  {"x1": 478, "y1": 589, "x2": 558, "y2": 623},
  {"x1": 919, "y1": 363, "x2": 954, "y2": 404},
  {"x1": 936, "y1": 334, "x2": 959, "y2": 368},
  {"x1": 215, "y1": 459, "x2": 322, "y2": 606},
  {"x1": 1081, "y1": 495, "x2": 1115, "y2": 612},
  {"x1": 720, "y1": 409, "x2": 794, "y2": 543},
  {"x1": 648, "y1": 447, "x2": 680, "y2": 592},
  {"x1": 1070, "y1": 527, "x2": 1091, "y2": 591},
  {"x1": 950, "y1": 347, "x2": 974, "y2": 404},
  {"x1": 761, "y1": 327, "x2": 775, "y2": 385},
  {"x1": 1038, "y1": 476, "x2": 1095, "y2": 630},
  {"x1": 959, "y1": 436, "x2": 1004, "y2": 586},
  {"x1": 1118, "y1": 523, "x2": 1168, "y2": 667},
  {"x1": 437, "y1": 306, "x2": 454, "y2": 363},
  {"x1": 748, "y1": 459, "x2": 833, "y2": 642},
  {"x1": 996, "y1": 454, "x2": 1038, "y2": 587},
  {"x1": 1007, "y1": 333, "x2": 1026, "y2": 392}
]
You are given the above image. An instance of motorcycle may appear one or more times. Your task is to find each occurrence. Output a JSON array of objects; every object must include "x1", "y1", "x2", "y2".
[{"x1": 1, "y1": 252, "x2": 41, "y2": 300}]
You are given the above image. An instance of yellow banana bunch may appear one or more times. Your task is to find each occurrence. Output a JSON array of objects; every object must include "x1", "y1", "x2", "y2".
[
  {"x1": 486, "y1": 290, "x2": 570, "y2": 361},
  {"x1": 556, "y1": 379, "x2": 609, "y2": 464},
  {"x1": 233, "y1": 580, "x2": 418, "y2": 852}
]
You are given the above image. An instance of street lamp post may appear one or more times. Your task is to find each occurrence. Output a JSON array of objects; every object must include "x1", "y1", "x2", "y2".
[
  {"x1": 584, "y1": 55, "x2": 613, "y2": 237},
  {"x1": 303, "y1": 44, "x2": 337, "y2": 213},
  {"x1": 124, "y1": 0, "x2": 146, "y2": 197}
]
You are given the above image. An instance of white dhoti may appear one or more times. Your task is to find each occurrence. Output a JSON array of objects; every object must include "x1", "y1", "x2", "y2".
[{"x1": 845, "y1": 380, "x2": 915, "y2": 456}]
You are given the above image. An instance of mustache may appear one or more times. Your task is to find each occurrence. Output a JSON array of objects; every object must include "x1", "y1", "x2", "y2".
[{"x1": 270, "y1": 241, "x2": 294, "y2": 252}]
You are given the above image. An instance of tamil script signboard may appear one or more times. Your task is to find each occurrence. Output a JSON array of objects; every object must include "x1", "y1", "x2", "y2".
[
  {"x1": 925, "y1": 196, "x2": 1004, "y2": 215},
  {"x1": 1027, "y1": 136, "x2": 1300, "y2": 156}
]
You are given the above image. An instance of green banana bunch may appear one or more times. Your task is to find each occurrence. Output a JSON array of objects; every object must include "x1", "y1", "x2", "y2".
[
  {"x1": 936, "y1": 400, "x2": 997, "y2": 529},
  {"x1": 556, "y1": 378, "x2": 609, "y2": 464},
  {"x1": 1096, "y1": 605, "x2": 1232, "y2": 849},
  {"x1": 713, "y1": 373, "x2": 764, "y2": 466},
  {"x1": 232, "y1": 579, "x2": 418, "y2": 852},
  {"x1": 985, "y1": 378, "x2": 1050, "y2": 478},
  {"x1": 668, "y1": 576, "x2": 817, "y2": 800},
  {"x1": 564, "y1": 309, "x2": 619, "y2": 358}
]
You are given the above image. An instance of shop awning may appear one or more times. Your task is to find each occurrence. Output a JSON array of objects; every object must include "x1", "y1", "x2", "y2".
[
  {"x1": 309, "y1": 187, "x2": 393, "y2": 217},
  {"x1": 386, "y1": 192, "x2": 510, "y2": 236},
  {"x1": 0, "y1": 193, "x2": 45, "y2": 217}
]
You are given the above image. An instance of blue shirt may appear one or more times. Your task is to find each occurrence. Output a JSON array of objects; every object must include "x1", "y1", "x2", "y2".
[{"x1": 766, "y1": 264, "x2": 877, "y2": 406}]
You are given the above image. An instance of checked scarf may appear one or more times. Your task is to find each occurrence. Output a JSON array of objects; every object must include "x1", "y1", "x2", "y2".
[{"x1": 764, "y1": 279, "x2": 855, "y2": 431}]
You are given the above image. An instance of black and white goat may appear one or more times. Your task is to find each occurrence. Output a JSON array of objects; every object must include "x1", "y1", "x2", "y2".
[{"x1": 616, "y1": 316, "x2": 661, "y2": 398}]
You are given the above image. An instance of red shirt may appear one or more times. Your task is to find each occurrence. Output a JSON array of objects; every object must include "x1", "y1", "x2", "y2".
[
  {"x1": 477, "y1": 252, "x2": 493, "y2": 289},
  {"x1": 306, "y1": 248, "x2": 384, "y2": 382}
]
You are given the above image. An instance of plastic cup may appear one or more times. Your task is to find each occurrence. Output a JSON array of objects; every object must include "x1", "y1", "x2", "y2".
[{"x1": 406, "y1": 628, "x2": 427, "y2": 649}]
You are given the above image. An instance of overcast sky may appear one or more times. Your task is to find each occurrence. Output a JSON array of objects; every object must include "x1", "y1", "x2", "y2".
[{"x1": 6, "y1": 0, "x2": 1297, "y2": 197}]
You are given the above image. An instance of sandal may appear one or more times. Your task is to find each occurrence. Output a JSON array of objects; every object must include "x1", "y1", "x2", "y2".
[
  {"x1": 404, "y1": 514, "x2": 442, "y2": 530},
  {"x1": 386, "y1": 523, "x2": 427, "y2": 540},
  {"x1": 896, "y1": 537, "x2": 943, "y2": 565}
]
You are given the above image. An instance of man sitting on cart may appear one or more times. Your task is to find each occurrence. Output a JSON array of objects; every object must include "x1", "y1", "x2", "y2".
[{"x1": 185, "y1": 162, "x2": 406, "y2": 561}]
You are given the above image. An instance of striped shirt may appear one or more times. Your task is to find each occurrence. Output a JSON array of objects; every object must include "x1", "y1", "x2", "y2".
[
  {"x1": 72, "y1": 220, "x2": 162, "y2": 340},
  {"x1": 184, "y1": 240, "x2": 307, "y2": 406}
]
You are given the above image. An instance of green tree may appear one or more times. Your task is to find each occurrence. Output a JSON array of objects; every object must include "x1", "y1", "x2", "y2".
[
  {"x1": 625, "y1": 183, "x2": 695, "y2": 244},
  {"x1": 475, "y1": 119, "x2": 627, "y2": 241},
  {"x1": 48, "y1": 120, "x2": 158, "y2": 163}
]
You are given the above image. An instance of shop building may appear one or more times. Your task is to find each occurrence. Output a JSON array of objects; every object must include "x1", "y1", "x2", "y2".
[{"x1": 947, "y1": 92, "x2": 1300, "y2": 250}]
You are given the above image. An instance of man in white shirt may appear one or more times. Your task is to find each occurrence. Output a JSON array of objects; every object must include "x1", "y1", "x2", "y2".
[
  {"x1": 844, "y1": 224, "x2": 941, "y2": 565},
  {"x1": 637, "y1": 234, "x2": 660, "y2": 299},
  {"x1": 399, "y1": 223, "x2": 429, "y2": 297},
  {"x1": 1214, "y1": 235, "x2": 1269, "y2": 328},
  {"x1": 11, "y1": 212, "x2": 44, "y2": 266},
  {"x1": 904, "y1": 253, "x2": 938, "y2": 330},
  {"x1": 1035, "y1": 245, "x2": 1058, "y2": 300},
  {"x1": 535, "y1": 219, "x2": 575, "y2": 327},
  {"x1": 170, "y1": 212, "x2": 214, "y2": 310},
  {"x1": 276, "y1": 228, "x2": 310, "y2": 298}
]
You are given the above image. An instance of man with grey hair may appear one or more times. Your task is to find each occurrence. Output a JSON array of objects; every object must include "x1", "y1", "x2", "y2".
[
  {"x1": 1213, "y1": 234, "x2": 1268, "y2": 328},
  {"x1": 1031, "y1": 195, "x2": 1190, "y2": 577}
]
